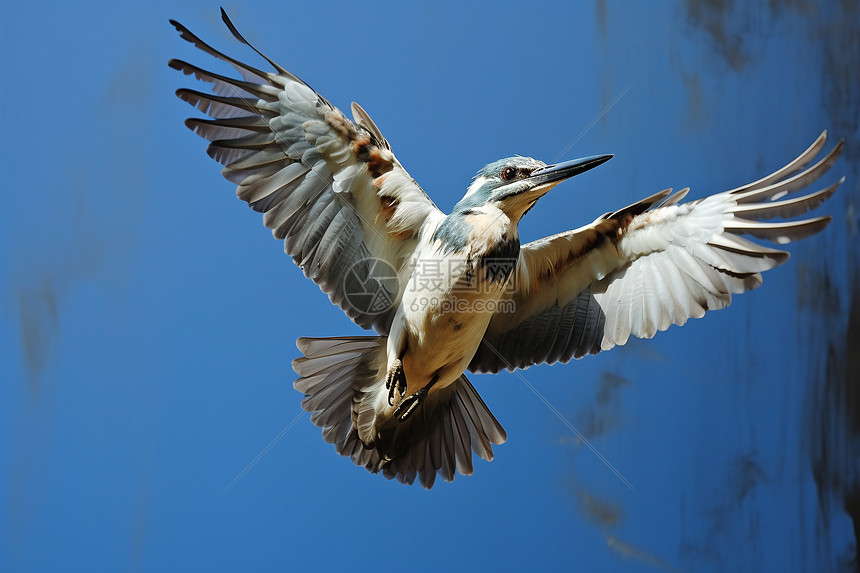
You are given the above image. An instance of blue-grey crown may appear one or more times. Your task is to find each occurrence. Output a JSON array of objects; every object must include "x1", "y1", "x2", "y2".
[{"x1": 451, "y1": 156, "x2": 546, "y2": 212}]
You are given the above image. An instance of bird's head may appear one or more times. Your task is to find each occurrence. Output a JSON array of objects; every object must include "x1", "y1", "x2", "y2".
[{"x1": 455, "y1": 154, "x2": 613, "y2": 221}]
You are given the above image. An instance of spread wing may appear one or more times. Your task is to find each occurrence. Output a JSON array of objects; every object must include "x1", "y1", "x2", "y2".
[
  {"x1": 470, "y1": 131, "x2": 843, "y2": 373},
  {"x1": 170, "y1": 10, "x2": 444, "y2": 334}
]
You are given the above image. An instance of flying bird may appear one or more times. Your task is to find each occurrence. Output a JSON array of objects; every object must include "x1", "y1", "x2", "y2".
[{"x1": 171, "y1": 9, "x2": 844, "y2": 489}]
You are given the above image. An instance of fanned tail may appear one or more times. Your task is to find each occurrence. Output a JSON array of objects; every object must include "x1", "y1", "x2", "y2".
[{"x1": 292, "y1": 336, "x2": 507, "y2": 488}]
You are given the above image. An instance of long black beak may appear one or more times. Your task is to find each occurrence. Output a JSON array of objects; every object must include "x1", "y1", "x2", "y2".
[{"x1": 528, "y1": 154, "x2": 613, "y2": 187}]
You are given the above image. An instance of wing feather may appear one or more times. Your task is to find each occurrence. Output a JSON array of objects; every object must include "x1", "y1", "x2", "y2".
[
  {"x1": 172, "y1": 12, "x2": 444, "y2": 333},
  {"x1": 470, "y1": 131, "x2": 842, "y2": 372}
]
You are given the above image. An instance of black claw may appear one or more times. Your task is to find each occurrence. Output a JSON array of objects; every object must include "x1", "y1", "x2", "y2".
[
  {"x1": 394, "y1": 387, "x2": 428, "y2": 422},
  {"x1": 386, "y1": 359, "x2": 406, "y2": 406}
]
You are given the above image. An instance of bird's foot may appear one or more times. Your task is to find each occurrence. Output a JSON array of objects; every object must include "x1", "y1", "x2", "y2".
[
  {"x1": 393, "y1": 387, "x2": 428, "y2": 422},
  {"x1": 385, "y1": 359, "x2": 406, "y2": 406}
]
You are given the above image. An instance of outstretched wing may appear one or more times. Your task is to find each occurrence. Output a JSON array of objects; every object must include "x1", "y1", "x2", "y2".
[
  {"x1": 470, "y1": 131, "x2": 843, "y2": 373},
  {"x1": 170, "y1": 10, "x2": 444, "y2": 334}
]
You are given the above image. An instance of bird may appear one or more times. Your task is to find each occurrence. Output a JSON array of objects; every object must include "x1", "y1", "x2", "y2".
[{"x1": 171, "y1": 9, "x2": 844, "y2": 489}]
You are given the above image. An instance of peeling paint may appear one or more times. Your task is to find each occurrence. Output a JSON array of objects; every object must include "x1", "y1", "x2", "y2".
[
  {"x1": 17, "y1": 276, "x2": 59, "y2": 394},
  {"x1": 683, "y1": 0, "x2": 752, "y2": 71},
  {"x1": 595, "y1": 0, "x2": 608, "y2": 39},
  {"x1": 577, "y1": 488, "x2": 624, "y2": 528},
  {"x1": 805, "y1": 274, "x2": 860, "y2": 570},
  {"x1": 606, "y1": 533, "x2": 682, "y2": 572},
  {"x1": 576, "y1": 372, "x2": 630, "y2": 439}
]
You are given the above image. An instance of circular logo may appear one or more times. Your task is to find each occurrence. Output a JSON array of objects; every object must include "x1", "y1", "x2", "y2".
[{"x1": 342, "y1": 256, "x2": 400, "y2": 316}]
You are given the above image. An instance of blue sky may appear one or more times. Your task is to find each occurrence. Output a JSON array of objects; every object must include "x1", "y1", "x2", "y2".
[{"x1": 2, "y1": 1, "x2": 858, "y2": 571}]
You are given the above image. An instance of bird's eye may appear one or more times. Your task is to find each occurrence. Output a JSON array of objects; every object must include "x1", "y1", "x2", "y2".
[{"x1": 502, "y1": 167, "x2": 516, "y2": 181}]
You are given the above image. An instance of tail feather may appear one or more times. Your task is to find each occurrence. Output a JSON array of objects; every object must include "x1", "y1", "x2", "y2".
[{"x1": 292, "y1": 336, "x2": 507, "y2": 488}]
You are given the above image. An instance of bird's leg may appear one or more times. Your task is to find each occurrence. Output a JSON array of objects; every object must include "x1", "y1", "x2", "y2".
[
  {"x1": 386, "y1": 357, "x2": 407, "y2": 406},
  {"x1": 393, "y1": 375, "x2": 439, "y2": 422}
]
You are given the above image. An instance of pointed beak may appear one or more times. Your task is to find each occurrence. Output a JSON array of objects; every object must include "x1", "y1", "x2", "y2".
[{"x1": 528, "y1": 154, "x2": 613, "y2": 187}]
